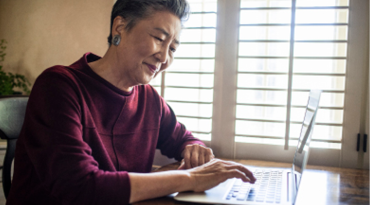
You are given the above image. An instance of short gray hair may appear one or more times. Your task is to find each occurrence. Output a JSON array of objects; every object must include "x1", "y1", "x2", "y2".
[{"x1": 108, "y1": 0, "x2": 190, "y2": 46}]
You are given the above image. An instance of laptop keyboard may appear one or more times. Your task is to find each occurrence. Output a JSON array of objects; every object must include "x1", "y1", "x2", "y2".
[{"x1": 225, "y1": 170, "x2": 283, "y2": 204}]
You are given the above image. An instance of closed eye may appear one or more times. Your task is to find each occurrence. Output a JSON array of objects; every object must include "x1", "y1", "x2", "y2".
[{"x1": 154, "y1": 36, "x2": 164, "y2": 42}]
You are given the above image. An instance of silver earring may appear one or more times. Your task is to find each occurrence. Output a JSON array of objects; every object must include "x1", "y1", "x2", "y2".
[{"x1": 112, "y1": 35, "x2": 121, "y2": 46}]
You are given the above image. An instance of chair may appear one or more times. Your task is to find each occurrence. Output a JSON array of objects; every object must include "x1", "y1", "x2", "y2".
[{"x1": 0, "y1": 97, "x2": 28, "y2": 198}]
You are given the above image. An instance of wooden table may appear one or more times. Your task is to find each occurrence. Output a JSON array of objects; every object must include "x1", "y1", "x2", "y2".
[{"x1": 134, "y1": 159, "x2": 369, "y2": 205}]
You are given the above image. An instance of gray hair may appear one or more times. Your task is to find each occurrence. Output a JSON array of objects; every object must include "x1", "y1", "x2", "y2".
[{"x1": 108, "y1": 0, "x2": 190, "y2": 46}]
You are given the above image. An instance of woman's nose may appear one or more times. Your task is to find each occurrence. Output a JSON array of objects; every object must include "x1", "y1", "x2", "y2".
[{"x1": 155, "y1": 46, "x2": 169, "y2": 64}]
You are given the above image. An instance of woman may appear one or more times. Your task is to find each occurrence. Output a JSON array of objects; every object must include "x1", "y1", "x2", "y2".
[{"x1": 7, "y1": 0, "x2": 255, "y2": 204}]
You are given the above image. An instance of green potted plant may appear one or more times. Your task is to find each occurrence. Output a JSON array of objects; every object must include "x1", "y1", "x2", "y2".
[{"x1": 0, "y1": 39, "x2": 31, "y2": 95}]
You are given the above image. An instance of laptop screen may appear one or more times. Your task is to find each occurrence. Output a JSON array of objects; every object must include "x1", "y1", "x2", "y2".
[{"x1": 291, "y1": 90, "x2": 321, "y2": 201}]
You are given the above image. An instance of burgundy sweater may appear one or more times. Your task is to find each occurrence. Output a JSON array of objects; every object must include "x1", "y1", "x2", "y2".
[{"x1": 7, "y1": 53, "x2": 204, "y2": 205}]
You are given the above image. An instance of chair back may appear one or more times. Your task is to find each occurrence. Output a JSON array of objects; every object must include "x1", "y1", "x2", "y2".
[
  {"x1": 0, "y1": 96, "x2": 28, "y2": 199},
  {"x1": 0, "y1": 97, "x2": 28, "y2": 139}
]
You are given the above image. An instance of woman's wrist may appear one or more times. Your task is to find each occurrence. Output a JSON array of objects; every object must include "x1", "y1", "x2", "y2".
[{"x1": 175, "y1": 170, "x2": 195, "y2": 192}]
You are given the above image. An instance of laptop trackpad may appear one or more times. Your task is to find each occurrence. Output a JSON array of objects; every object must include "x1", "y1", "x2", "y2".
[{"x1": 175, "y1": 178, "x2": 235, "y2": 203}]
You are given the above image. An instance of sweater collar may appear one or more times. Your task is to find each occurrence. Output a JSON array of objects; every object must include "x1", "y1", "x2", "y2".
[{"x1": 70, "y1": 52, "x2": 135, "y2": 96}]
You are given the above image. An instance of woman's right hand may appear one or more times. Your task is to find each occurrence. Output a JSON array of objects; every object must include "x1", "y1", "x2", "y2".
[
  {"x1": 128, "y1": 158, "x2": 255, "y2": 203},
  {"x1": 186, "y1": 158, "x2": 256, "y2": 192}
]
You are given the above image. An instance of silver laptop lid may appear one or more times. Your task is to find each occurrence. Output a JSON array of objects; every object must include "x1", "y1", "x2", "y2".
[{"x1": 291, "y1": 89, "x2": 322, "y2": 202}]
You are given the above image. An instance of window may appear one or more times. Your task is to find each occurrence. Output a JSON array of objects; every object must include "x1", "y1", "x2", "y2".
[
  {"x1": 236, "y1": 0, "x2": 348, "y2": 149},
  {"x1": 153, "y1": 0, "x2": 368, "y2": 168}
]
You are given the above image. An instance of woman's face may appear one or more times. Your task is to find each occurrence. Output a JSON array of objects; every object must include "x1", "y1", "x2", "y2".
[{"x1": 115, "y1": 10, "x2": 181, "y2": 86}]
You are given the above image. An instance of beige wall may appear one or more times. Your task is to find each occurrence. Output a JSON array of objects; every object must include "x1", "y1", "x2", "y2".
[{"x1": 0, "y1": 0, "x2": 113, "y2": 86}]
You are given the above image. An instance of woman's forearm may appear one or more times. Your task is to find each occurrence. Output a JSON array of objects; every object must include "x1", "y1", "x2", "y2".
[{"x1": 128, "y1": 170, "x2": 193, "y2": 203}]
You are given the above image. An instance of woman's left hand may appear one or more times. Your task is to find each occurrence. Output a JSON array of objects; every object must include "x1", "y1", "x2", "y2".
[{"x1": 178, "y1": 144, "x2": 215, "y2": 169}]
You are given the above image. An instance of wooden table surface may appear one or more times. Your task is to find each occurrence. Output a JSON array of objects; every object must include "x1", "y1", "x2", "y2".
[{"x1": 134, "y1": 159, "x2": 369, "y2": 205}]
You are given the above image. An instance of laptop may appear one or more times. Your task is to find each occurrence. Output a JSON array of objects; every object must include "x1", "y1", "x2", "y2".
[{"x1": 174, "y1": 89, "x2": 322, "y2": 205}]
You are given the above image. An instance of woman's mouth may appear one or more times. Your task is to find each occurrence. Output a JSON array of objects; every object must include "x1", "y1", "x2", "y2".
[{"x1": 145, "y1": 63, "x2": 157, "y2": 74}]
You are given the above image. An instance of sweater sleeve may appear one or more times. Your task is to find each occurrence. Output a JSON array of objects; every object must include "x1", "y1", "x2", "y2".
[
  {"x1": 22, "y1": 68, "x2": 130, "y2": 205},
  {"x1": 155, "y1": 93, "x2": 205, "y2": 161}
]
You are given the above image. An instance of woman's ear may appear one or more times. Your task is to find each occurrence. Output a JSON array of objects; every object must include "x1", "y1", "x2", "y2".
[{"x1": 112, "y1": 16, "x2": 126, "y2": 36}]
